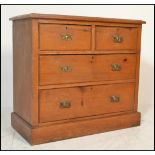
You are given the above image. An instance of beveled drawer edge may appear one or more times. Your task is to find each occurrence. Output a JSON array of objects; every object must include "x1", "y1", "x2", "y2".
[
  {"x1": 39, "y1": 50, "x2": 137, "y2": 55},
  {"x1": 38, "y1": 19, "x2": 140, "y2": 28},
  {"x1": 38, "y1": 22, "x2": 92, "y2": 51},
  {"x1": 39, "y1": 79, "x2": 136, "y2": 90},
  {"x1": 38, "y1": 110, "x2": 134, "y2": 127}
]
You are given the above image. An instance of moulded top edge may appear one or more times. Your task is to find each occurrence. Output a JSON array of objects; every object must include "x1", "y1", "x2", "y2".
[{"x1": 9, "y1": 13, "x2": 146, "y2": 24}]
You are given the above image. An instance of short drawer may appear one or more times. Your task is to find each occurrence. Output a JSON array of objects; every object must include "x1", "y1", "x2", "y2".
[
  {"x1": 39, "y1": 54, "x2": 136, "y2": 85},
  {"x1": 96, "y1": 27, "x2": 138, "y2": 50},
  {"x1": 39, "y1": 83, "x2": 135, "y2": 123},
  {"x1": 39, "y1": 24, "x2": 91, "y2": 51}
]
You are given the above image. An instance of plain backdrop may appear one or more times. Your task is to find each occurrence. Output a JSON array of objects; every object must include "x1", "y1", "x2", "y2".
[{"x1": 1, "y1": 5, "x2": 154, "y2": 150}]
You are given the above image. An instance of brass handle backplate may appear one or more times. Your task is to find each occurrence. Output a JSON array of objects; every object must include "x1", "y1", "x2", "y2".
[
  {"x1": 61, "y1": 34, "x2": 72, "y2": 41},
  {"x1": 110, "y1": 96, "x2": 120, "y2": 102},
  {"x1": 59, "y1": 100, "x2": 71, "y2": 108},
  {"x1": 113, "y1": 35, "x2": 123, "y2": 43},
  {"x1": 61, "y1": 65, "x2": 72, "y2": 72},
  {"x1": 111, "y1": 64, "x2": 122, "y2": 71}
]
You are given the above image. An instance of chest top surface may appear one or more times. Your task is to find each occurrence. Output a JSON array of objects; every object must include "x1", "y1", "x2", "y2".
[{"x1": 10, "y1": 13, "x2": 146, "y2": 24}]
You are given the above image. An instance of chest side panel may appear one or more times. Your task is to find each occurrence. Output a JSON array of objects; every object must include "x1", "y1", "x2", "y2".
[{"x1": 13, "y1": 19, "x2": 33, "y2": 124}]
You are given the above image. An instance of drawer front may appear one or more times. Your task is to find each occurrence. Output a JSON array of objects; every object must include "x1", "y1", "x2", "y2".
[
  {"x1": 39, "y1": 83, "x2": 135, "y2": 122},
  {"x1": 39, "y1": 24, "x2": 91, "y2": 51},
  {"x1": 96, "y1": 27, "x2": 138, "y2": 50},
  {"x1": 39, "y1": 54, "x2": 136, "y2": 85}
]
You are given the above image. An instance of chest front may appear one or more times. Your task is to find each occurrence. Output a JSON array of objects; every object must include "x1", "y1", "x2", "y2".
[{"x1": 11, "y1": 14, "x2": 145, "y2": 145}]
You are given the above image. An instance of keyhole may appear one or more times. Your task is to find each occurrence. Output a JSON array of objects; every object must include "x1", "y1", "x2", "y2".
[
  {"x1": 81, "y1": 100, "x2": 84, "y2": 106},
  {"x1": 124, "y1": 58, "x2": 127, "y2": 62},
  {"x1": 90, "y1": 56, "x2": 94, "y2": 63}
]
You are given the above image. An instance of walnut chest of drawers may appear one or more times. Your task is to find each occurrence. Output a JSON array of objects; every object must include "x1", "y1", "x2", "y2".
[{"x1": 10, "y1": 13, "x2": 145, "y2": 145}]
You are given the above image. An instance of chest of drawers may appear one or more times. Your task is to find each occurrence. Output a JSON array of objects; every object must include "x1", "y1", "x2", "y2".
[{"x1": 10, "y1": 13, "x2": 145, "y2": 145}]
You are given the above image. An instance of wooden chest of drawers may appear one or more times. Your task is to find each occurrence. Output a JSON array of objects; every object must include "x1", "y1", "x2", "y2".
[{"x1": 10, "y1": 14, "x2": 145, "y2": 145}]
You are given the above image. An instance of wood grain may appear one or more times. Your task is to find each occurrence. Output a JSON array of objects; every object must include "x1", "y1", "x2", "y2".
[
  {"x1": 39, "y1": 79, "x2": 136, "y2": 89},
  {"x1": 11, "y1": 113, "x2": 32, "y2": 144},
  {"x1": 39, "y1": 24, "x2": 91, "y2": 51},
  {"x1": 39, "y1": 50, "x2": 136, "y2": 55},
  {"x1": 39, "y1": 54, "x2": 136, "y2": 85},
  {"x1": 134, "y1": 26, "x2": 142, "y2": 111},
  {"x1": 38, "y1": 19, "x2": 140, "y2": 28},
  {"x1": 11, "y1": 112, "x2": 141, "y2": 145},
  {"x1": 39, "y1": 83, "x2": 135, "y2": 123},
  {"x1": 31, "y1": 19, "x2": 39, "y2": 126},
  {"x1": 13, "y1": 19, "x2": 33, "y2": 125},
  {"x1": 11, "y1": 14, "x2": 145, "y2": 145},
  {"x1": 96, "y1": 26, "x2": 138, "y2": 50},
  {"x1": 10, "y1": 13, "x2": 146, "y2": 24}
]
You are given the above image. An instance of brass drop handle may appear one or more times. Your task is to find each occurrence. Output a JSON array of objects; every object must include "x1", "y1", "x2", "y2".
[
  {"x1": 111, "y1": 64, "x2": 122, "y2": 71},
  {"x1": 61, "y1": 34, "x2": 72, "y2": 41},
  {"x1": 61, "y1": 65, "x2": 72, "y2": 72},
  {"x1": 110, "y1": 96, "x2": 120, "y2": 102},
  {"x1": 113, "y1": 35, "x2": 123, "y2": 43},
  {"x1": 59, "y1": 100, "x2": 71, "y2": 108}
]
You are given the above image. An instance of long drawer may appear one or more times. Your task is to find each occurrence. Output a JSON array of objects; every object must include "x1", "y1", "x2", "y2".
[
  {"x1": 39, "y1": 83, "x2": 135, "y2": 123},
  {"x1": 39, "y1": 54, "x2": 136, "y2": 85}
]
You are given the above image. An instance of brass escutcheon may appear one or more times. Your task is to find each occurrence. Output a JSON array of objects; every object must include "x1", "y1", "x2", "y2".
[
  {"x1": 61, "y1": 34, "x2": 72, "y2": 41},
  {"x1": 111, "y1": 64, "x2": 122, "y2": 71},
  {"x1": 110, "y1": 96, "x2": 120, "y2": 102},
  {"x1": 113, "y1": 35, "x2": 123, "y2": 43},
  {"x1": 59, "y1": 100, "x2": 71, "y2": 108},
  {"x1": 61, "y1": 65, "x2": 72, "y2": 72}
]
